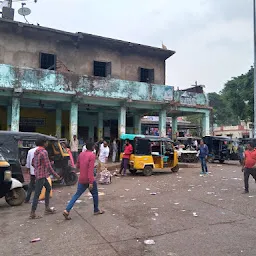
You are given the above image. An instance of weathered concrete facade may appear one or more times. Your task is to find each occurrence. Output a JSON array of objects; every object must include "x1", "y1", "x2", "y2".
[
  {"x1": 0, "y1": 19, "x2": 211, "y2": 140},
  {"x1": 0, "y1": 20, "x2": 168, "y2": 85}
]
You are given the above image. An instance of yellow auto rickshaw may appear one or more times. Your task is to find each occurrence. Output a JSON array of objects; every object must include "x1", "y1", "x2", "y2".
[{"x1": 120, "y1": 134, "x2": 179, "y2": 176}]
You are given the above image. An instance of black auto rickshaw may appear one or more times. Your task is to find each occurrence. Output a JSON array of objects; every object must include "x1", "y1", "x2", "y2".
[
  {"x1": 203, "y1": 136, "x2": 238, "y2": 163},
  {"x1": 0, "y1": 131, "x2": 78, "y2": 186},
  {"x1": 0, "y1": 152, "x2": 26, "y2": 206}
]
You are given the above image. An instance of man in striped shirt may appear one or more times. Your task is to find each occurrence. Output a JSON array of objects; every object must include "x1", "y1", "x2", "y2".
[{"x1": 30, "y1": 139, "x2": 60, "y2": 219}]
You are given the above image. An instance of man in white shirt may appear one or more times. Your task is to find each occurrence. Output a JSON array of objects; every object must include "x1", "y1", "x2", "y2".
[
  {"x1": 24, "y1": 146, "x2": 38, "y2": 203},
  {"x1": 98, "y1": 141, "x2": 109, "y2": 171},
  {"x1": 70, "y1": 135, "x2": 79, "y2": 164}
]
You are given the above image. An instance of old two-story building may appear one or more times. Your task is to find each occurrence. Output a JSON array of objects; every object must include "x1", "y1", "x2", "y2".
[{"x1": 0, "y1": 18, "x2": 211, "y2": 141}]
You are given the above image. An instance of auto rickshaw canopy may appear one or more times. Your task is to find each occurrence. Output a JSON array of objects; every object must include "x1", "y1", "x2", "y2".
[{"x1": 0, "y1": 131, "x2": 57, "y2": 161}]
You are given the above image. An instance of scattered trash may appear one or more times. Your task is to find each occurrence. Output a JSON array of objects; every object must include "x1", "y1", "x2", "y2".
[
  {"x1": 233, "y1": 171, "x2": 236, "y2": 173},
  {"x1": 188, "y1": 189, "x2": 191, "y2": 192},
  {"x1": 131, "y1": 198, "x2": 136, "y2": 201},
  {"x1": 167, "y1": 253, "x2": 178, "y2": 256},
  {"x1": 125, "y1": 189, "x2": 130, "y2": 191},
  {"x1": 249, "y1": 196, "x2": 254, "y2": 198},
  {"x1": 113, "y1": 171, "x2": 118, "y2": 176},
  {"x1": 177, "y1": 180, "x2": 181, "y2": 182},
  {"x1": 98, "y1": 187, "x2": 105, "y2": 190},
  {"x1": 193, "y1": 212, "x2": 198, "y2": 217},
  {"x1": 172, "y1": 189, "x2": 176, "y2": 191},
  {"x1": 218, "y1": 199, "x2": 223, "y2": 201},
  {"x1": 151, "y1": 218, "x2": 156, "y2": 221},
  {"x1": 150, "y1": 192, "x2": 157, "y2": 195},
  {"x1": 154, "y1": 213, "x2": 159, "y2": 217},
  {"x1": 120, "y1": 195, "x2": 124, "y2": 198},
  {"x1": 189, "y1": 185, "x2": 195, "y2": 187},
  {"x1": 221, "y1": 189, "x2": 228, "y2": 191},
  {"x1": 76, "y1": 200, "x2": 83, "y2": 203},
  {"x1": 138, "y1": 184, "x2": 141, "y2": 186},
  {"x1": 20, "y1": 224, "x2": 24, "y2": 227},
  {"x1": 146, "y1": 188, "x2": 150, "y2": 191},
  {"x1": 217, "y1": 164, "x2": 222, "y2": 167},
  {"x1": 151, "y1": 208, "x2": 158, "y2": 210},
  {"x1": 39, "y1": 200, "x2": 45, "y2": 204},
  {"x1": 144, "y1": 239, "x2": 155, "y2": 245},
  {"x1": 112, "y1": 214, "x2": 116, "y2": 216},
  {"x1": 181, "y1": 210, "x2": 186, "y2": 212},
  {"x1": 174, "y1": 203, "x2": 179, "y2": 205},
  {"x1": 207, "y1": 192, "x2": 215, "y2": 195},
  {"x1": 143, "y1": 203, "x2": 146, "y2": 205},
  {"x1": 177, "y1": 176, "x2": 182, "y2": 179},
  {"x1": 30, "y1": 238, "x2": 41, "y2": 243}
]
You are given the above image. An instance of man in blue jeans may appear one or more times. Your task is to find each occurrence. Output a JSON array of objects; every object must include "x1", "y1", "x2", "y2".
[
  {"x1": 199, "y1": 140, "x2": 209, "y2": 175},
  {"x1": 63, "y1": 144, "x2": 104, "y2": 220}
]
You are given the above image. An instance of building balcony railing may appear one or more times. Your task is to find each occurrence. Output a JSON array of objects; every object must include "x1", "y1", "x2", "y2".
[
  {"x1": 0, "y1": 64, "x2": 209, "y2": 107},
  {"x1": 0, "y1": 64, "x2": 174, "y2": 103}
]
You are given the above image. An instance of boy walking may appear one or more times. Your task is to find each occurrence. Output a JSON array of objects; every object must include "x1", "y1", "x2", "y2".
[
  {"x1": 30, "y1": 139, "x2": 60, "y2": 219},
  {"x1": 199, "y1": 140, "x2": 209, "y2": 175},
  {"x1": 63, "y1": 143, "x2": 104, "y2": 220}
]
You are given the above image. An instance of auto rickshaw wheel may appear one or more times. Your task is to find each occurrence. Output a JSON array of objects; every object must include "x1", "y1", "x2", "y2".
[
  {"x1": 219, "y1": 160, "x2": 225, "y2": 164},
  {"x1": 5, "y1": 188, "x2": 26, "y2": 206},
  {"x1": 143, "y1": 166, "x2": 153, "y2": 176},
  {"x1": 171, "y1": 164, "x2": 179, "y2": 173},
  {"x1": 129, "y1": 169, "x2": 137, "y2": 175},
  {"x1": 64, "y1": 172, "x2": 78, "y2": 186}
]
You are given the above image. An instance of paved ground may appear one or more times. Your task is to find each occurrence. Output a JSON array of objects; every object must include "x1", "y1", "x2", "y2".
[{"x1": 1, "y1": 161, "x2": 256, "y2": 256}]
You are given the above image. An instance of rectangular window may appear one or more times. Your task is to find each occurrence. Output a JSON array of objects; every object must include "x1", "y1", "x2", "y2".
[
  {"x1": 40, "y1": 52, "x2": 56, "y2": 70},
  {"x1": 139, "y1": 68, "x2": 154, "y2": 83},
  {"x1": 93, "y1": 61, "x2": 111, "y2": 77}
]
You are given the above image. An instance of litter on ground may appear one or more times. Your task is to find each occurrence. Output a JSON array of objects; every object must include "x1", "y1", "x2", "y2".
[
  {"x1": 193, "y1": 212, "x2": 198, "y2": 217},
  {"x1": 144, "y1": 240, "x2": 155, "y2": 245}
]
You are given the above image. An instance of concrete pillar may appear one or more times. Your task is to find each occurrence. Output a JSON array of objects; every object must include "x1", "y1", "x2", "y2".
[
  {"x1": 202, "y1": 111, "x2": 210, "y2": 136},
  {"x1": 97, "y1": 112, "x2": 103, "y2": 140},
  {"x1": 134, "y1": 115, "x2": 141, "y2": 134},
  {"x1": 159, "y1": 109, "x2": 167, "y2": 137},
  {"x1": 172, "y1": 116, "x2": 178, "y2": 140},
  {"x1": 70, "y1": 102, "x2": 78, "y2": 140},
  {"x1": 56, "y1": 108, "x2": 62, "y2": 138},
  {"x1": 11, "y1": 97, "x2": 20, "y2": 132},
  {"x1": 118, "y1": 106, "x2": 126, "y2": 137},
  {"x1": 7, "y1": 105, "x2": 12, "y2": 130}
]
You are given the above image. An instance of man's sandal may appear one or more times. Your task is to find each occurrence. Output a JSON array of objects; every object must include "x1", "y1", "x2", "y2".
[
  {"x1": 29, "y1": 213, "x2": 42, "y2": 219},
  {"x1": 94, "y1": 210, "x2": 105, "y2": 215},
  {"x1": 45, "y1": 207, "x2": 56, "y2": 215},
  {"x1": 63, "y1": 211, "x2": 71, "y2": 220}
]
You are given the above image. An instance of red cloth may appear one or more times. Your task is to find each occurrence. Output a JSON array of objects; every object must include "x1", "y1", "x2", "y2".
[
  {"x1": 244, "y1": 150, "x2": 256, "y2": 168},
  {"x1": 123, "y1": 144, "x2": 133, "y2": 159},
  {"x1": 32, "y1": 147, "x2": 58, "y2": 180},
  {"x1": 77, "y1": 151, "x2": 95, "y2": 184}
]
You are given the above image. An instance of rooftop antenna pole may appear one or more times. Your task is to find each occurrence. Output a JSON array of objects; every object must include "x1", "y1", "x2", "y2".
[{"x1": 8, "y1": 0, "x2": 12, "y2": 7}]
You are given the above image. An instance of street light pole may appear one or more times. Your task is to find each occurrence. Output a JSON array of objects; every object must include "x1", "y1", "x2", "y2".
[{"x1": 254, "y1": 0, "x2": 256, "y2": 137}]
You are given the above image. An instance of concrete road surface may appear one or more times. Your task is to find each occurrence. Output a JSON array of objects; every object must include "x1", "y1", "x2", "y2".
[{"x1": 1, "y1": 162, "x2": 256, "y2": 256}]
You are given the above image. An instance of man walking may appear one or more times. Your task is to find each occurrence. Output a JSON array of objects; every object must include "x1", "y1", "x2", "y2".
[
  {"x1": 63, "y1": 143, "x2": 104, "y2": 220},
  {"x1": 242, "y1": 142, "x2": 256, "y2": 194},
  {"x1": 199, "y1": 139, "x2": 209, "y2": 175},
  {"x1": 98, "y1": 141, "x2": 110, "y2": 171},
  {"x1": 119, "y1": 139, "x2": 133, "y2": 176},
  {"x1": 30, "y1": 139, "x2": 60, "y2": 219},
  {"x1": 24, "y1": 145, "x2": 38, "y2": 203},
  {"x1": 70, "y1": 135, "x2": 79, "y2": 164}
]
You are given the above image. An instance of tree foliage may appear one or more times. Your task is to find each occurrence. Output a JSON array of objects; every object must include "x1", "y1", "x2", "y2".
[{"x1": 208, "y1": 66, "x2": 254, "y2": 126}]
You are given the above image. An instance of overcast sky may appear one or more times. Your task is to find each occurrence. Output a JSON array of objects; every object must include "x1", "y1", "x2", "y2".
[{"x1": 11, "y1": 0, "x2": 253, "y2": 93}]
